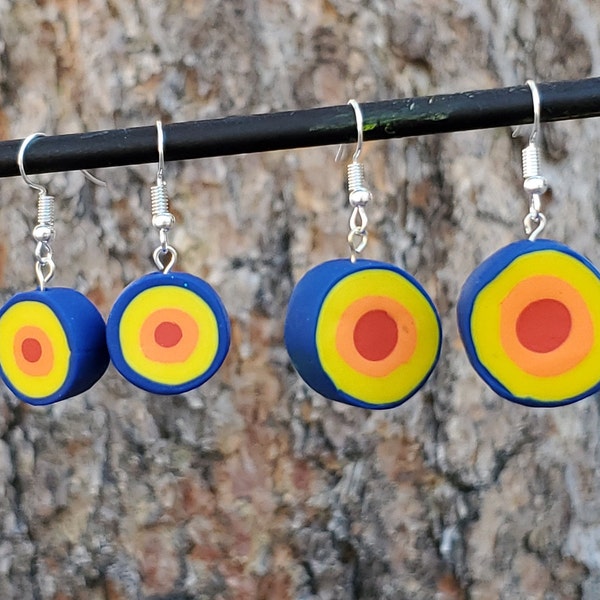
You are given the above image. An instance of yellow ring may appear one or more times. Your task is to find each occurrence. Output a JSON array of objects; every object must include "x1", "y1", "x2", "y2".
[
  {"x1": 316, "y1": 269, "x2": 440, "y2": 405},
  {"x1": 0, "y1": 301, "x2": 70, "y2": 398},
  {"x1": 118, "y1": 285, "x2": 219, "y2": 386},
  {"x1": 471, "y1": 250, "x2": 600, "y2": 401}
]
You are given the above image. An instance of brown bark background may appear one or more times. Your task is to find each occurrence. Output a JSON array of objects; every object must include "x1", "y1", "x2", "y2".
[{"x1": 0, "y1": 1, "x2": 599, "y2": 598}]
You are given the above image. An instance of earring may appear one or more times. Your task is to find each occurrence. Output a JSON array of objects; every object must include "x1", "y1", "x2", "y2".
[
  {"x1": 457, "y1": 81, "x2": 600, "y2": 407},
  {"x1": 0, "y1": 133, "x2": 109, "y2": 405},
  {"x1": 106, "y1": 121, "x2": 230, "y2": 395},
  {"x1": 284, "y1": 100, "x2": 442, "y2": 409}
]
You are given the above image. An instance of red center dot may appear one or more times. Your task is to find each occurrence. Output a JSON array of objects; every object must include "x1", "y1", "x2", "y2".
[
  {"x1": 21, "y1": 338, "x2": 42, "y2": 363},
  {"x1": 515, "y1": 298, "x2": 572, "y2": 353},
  {"x1": 353, "y1": 309, "x2": 398, "y2": 361},
  {"x1": 154, "y1": 321, "x2": 183, "y2": 348}
]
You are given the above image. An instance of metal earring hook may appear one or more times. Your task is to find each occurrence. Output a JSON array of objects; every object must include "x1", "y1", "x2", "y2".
[
  {"x1": 342, "y1": 99, "x2": 372, "y2": 262},
  {"x1": 526, "y1": 79, "x2": 542, "y2": 145},
  {"x1": 18, "y1": 133, "x2": 48, "y2": 196},
  {"x1": 18, "y1": 132, "x2": 107, "y2": 189},
  {"x1": 335, "y1": 99, "x2": 365, "y2": 163},
  {"x1": 521, "y1": 80, "x2": 548, "y2": 241},
  {"x1": 511, "y1": 80, "x2": 543, "y2": 141},
  {"x1": 156, "y1": 119, "x2": 166, "y2": 185},
  {"x1": 151, "y1": 120, "x2": 177, "y2": 273},
  {"x1": 18, "y1": 133, "x2": 57, "y2": 290},
  {"x1": 18, "y1": 132, "x2": 107, "y2": 290},
  {"x1": 348, "y1": 99, "x2": 364, "y2": 162}
]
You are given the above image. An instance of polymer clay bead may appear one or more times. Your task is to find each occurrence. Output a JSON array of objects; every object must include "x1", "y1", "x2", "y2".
[
  {"x1": 0, "y1": 288, "x2": 109, "y2": 405},
  {"x1": 106, "y1": 271, "x2": 230, "y2": 395},
  {"x1": 457, "y1": 238, "x2": 600, "y2": 406},
  {"x1": 285, "y1": 258, "x2": 441, "y2": 409}
]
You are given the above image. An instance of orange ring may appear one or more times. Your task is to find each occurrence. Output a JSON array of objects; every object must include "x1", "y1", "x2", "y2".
[
  {"x1": 138, "y1": 308, "x2": 199, "y2": 363},
  {"x1": 13, "y1": 326, "x2": 54, "y2": 377},
  {"x1": 335, "y1": 296, "x2": 418, "y2": 377},
  {"x1": 500, "y1": 275, "x2": 593, "y2": 377}
]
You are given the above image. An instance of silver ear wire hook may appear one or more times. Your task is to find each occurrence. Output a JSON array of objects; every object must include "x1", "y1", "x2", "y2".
[
  {"x1": 348, "y1": 99, "x2": 364, "y2": 162},
  {"x1": 511, "y1": 80, "x2": 542, "y2": 141},
  {"x1": 335, "y1": 99, "x2": 365, "y2": 163},
  {"x1": 18, "y1": 133, "x2": 48, "y2": 196},
  {"x1": 522, "y1": 80, "x2": 548, "y2": 241},
  {"x1": 526, "y1": 79, "x2": 541, "y2": 145},
  {"x1": 18, "y1": 133, "x2": 107, "y2": 189},
  {"x1": 18, "y1": 134, "x2": 107, "y2": 290},
  {"x1": 81, "y1": 169, "x2": 107, "y2": 188},
  {"x1": 151, "y1": 120, "x2": 177, "y2": 273},
  {"x1": 344, "y1": 99, "x2": 372, "y2": 262},
  {"x1": 18, "y1": 133, "x2": 56, "y2": 290},
  {"x1": 156, "y1": 119, "x2": 166, "y2": 185}
]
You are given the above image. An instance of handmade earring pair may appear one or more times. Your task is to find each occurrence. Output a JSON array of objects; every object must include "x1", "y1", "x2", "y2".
[
  {"x1": 285, "y1": 100, "x2": 443, "y2": 410},
  {"x1": 0, "y1": 125, "x2": 230, "y2": 405},
  {"x1": 457, "y1": 80, "x2": 600, "y2": 407},
  {"x1": 286, "y1": 84, "x2": 600, "y2": 411}
]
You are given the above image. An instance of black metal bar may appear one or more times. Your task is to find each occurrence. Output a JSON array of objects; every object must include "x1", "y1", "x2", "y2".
[{"x1": 0, "y1": 78, "x2": 598, "y2": 178}]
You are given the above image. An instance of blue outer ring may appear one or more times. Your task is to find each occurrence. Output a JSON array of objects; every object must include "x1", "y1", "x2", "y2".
[
  {"x1": 106, "y1": 271, "x2": 230, "y2": 395},
  {"x1": 284, "y1": 258, "x2": 441, "y2": 409},
  {"x1": 457, "y1": 238, "x2": 600, "y2": 407},
  {"x1": 0, "y1": 288, "x2": 109, "y2": 405}
]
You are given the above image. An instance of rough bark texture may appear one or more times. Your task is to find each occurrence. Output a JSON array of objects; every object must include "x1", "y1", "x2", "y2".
[{"x1": 0, "y1": 1, "x2": 599, "y2": 599}]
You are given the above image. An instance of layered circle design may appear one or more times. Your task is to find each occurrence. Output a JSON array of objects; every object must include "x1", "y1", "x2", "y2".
[
  {"x1": 0, "y1": 288, "x2": 109, "y2": 405},
  {"x1": 284, "y1": 259, "x2": 441, "y2": 409},
  {"x1": 106, "y1": 272, "x2": 230, "y2": 394},
  {"x1": 457, "y1": 239, "x2": 600, "y2": 406}
]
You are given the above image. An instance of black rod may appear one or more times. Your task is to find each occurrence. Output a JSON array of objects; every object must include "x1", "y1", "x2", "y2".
[{"x1": 0, "y1": 77, "x2": 599, "y2": 178}]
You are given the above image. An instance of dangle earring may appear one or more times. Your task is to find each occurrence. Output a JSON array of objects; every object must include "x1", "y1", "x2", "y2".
[
  {"x1": 0, "y1": 133, "x2": 109, "y2": 405},
  {"x1": 284, "y1": 100, "x2": 442, "y2": 409},
  {"x1": 106, "y1": 121, "x2": 230, "y2": 395},
  {"x1": 457, "y1": 81, "x2": 600, "y2": 407}
]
